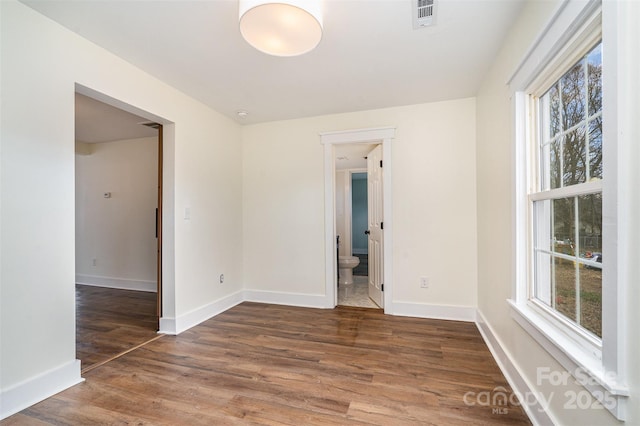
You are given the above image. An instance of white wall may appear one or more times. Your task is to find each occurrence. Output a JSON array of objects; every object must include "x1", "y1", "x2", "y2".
[
  {"x1": 476, "y1": 0, "x2": 640, "y2": 424},
  {"x1": 242, "y1": 99, "x2": 477, "y2": 316},
  {"x1": 76, "y1": 137, "x2": 158, "y2": 292},
  {"x1": 0, "y1": 1, "x2": 243, "y2": 417}
]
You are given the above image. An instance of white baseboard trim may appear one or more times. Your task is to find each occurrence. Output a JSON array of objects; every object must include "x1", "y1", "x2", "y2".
[
  {"x1": 0, "y1": 359, "x2": 83, "y2": 420},
  {"x1": 244, "y1": 289, "x2": 330, "y2": 309},
  {"x1": 390, "y1": 301, "x2": 476, "y2": 322},
  {"x1": 158, "y1": 317, "x2": 177, "y2": 335},
  {"x1": 475, "y1": 310, "x2": 554, "y2": 426},
  {"x1": 158, "y1": 290, "x2": 244, "y2": 335},
  {"x1": 76, "y1": 274, "x2": 156, "y2": 292}
]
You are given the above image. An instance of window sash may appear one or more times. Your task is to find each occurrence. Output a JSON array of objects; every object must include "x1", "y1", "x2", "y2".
[
  {"x1": 531, "y1": 192, "x2": 603, "y2": 337},
  {"x1": 536, "y1": 42, "x2": 602, "y2": 193}
]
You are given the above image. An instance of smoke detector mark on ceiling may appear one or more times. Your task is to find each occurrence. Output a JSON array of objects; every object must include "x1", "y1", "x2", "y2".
[{"x1": 413, "y1": 0, "x2": 436, "y2": 29}]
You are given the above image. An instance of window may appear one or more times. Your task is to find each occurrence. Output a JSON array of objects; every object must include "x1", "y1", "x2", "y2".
[
  {"x1": 531, "y1": 42, "x2": 603, "y2": 339},
  {"x1": 508, "y1": 1, "x2": 628, "y2": 420}
]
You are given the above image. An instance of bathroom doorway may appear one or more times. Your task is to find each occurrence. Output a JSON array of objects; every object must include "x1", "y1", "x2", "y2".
[
  {"x1": 334, "y1": 146, "x2": 381, "y2": 309},
  {"x1": 321, "y1": 127, "x2": 395, "y2": 311}
]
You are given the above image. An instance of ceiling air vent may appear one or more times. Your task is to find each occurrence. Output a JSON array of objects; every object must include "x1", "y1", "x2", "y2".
[
  {"x1": 138, "y1": 121, "x2": 161, "y2": 129},
  {"x1": 413, "y1": 0, "x2": 436, "y2": 29}
]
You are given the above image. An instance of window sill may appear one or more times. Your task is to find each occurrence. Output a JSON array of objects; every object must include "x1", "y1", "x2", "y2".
[{"x1": 508, "y1": 299, "x2": 628, "y2": 420}]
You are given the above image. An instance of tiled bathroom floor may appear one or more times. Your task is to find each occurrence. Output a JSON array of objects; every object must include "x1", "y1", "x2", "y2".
[{"x1": 337, "y1": 276, "x2": 381, "y2": 309}]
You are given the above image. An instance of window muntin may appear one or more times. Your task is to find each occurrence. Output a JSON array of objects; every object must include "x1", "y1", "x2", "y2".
[{"x1": 532, "y1": 42, "x2": 603, "y2": 339}]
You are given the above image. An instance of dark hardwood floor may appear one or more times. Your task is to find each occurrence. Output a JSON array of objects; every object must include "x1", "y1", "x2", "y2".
[
  {"x1": 75, "y1": 284, "x2": 158, "y2": 372},
  {"x1": 5, "y1": 302, "x2": 530, "y2": 425}
]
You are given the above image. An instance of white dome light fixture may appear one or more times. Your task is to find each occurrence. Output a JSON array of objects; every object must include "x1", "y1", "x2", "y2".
[{"x1": 239, "y1": 0, "x2": 323, "y2": 57}]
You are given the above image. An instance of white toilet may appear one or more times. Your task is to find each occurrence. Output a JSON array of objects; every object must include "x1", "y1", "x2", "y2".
[{"x1": 338, "y1": 256, "x2": 360, "y2": 285}]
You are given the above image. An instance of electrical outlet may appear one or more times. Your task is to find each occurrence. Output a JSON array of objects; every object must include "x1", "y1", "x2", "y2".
[
  {"x1": 219, "y1": 274, "x2": 224, "y2": 284},
  {"x1": 420, "y1": 276, "x2": 429, "y2": 289},
  {"x1": 92, "y1": 258, "x2": 97, "y2": 267}
]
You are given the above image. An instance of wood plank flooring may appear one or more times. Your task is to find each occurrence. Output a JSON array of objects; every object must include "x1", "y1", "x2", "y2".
[
  {"x1": 6, "y1": 302, "x2": 530, "y2": 425},
  {"x1": 75, "y1": 284, "x2": 158, "y2": 372}
]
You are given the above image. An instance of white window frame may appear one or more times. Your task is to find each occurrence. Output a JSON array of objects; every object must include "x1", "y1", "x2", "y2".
[
  {"x1": 528, "y1": 36, "x2": 604, "y2": 352},
  {"x1": 508, "y1": 0, "x2": 628, "y2": 420}
]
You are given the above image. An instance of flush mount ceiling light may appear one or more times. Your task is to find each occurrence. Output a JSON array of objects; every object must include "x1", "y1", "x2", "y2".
[{"x1": 239, "y1": 0, "x2": 323, "y2": 57}]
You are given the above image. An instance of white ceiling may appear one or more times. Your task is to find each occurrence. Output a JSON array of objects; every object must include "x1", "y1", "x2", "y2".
[
  {"x1": 335, "y1": 143, "x2": 378, "y2": 170},
  {"x1": 23, "y1": 0, "x2": 524, "y2": 126},
  {"x1": 75, "y1": 93, "x2": 158, "y2": 143}
]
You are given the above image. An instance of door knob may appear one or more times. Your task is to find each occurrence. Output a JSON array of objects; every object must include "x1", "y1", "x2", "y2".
[{"x1": 364, "y1": 230, "x2": 370, "y2": 235}]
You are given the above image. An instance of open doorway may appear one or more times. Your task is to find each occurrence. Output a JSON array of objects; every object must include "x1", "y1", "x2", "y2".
[
  {"x1": 75, "y1": 93, "x2": 162, "y2": 372},
  {"x1": 334, "y1": 147, "x2": 379, "y2": 308},
  {"x1": 321, "y1": 127, "x2": 395, "y2": 310}
]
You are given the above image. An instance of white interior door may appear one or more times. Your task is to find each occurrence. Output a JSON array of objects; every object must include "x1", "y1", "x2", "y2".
[{"x1": 367, "y1": 145, "x2": 383, "y2": 308}]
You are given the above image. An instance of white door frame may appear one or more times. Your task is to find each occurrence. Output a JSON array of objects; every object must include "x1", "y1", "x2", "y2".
[{"x1": 320, "y1": 127, "x2": 395, "y2": 311}]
